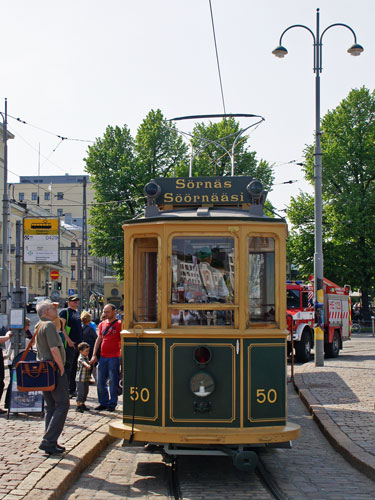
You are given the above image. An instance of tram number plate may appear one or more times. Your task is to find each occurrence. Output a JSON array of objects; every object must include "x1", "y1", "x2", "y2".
[
  {"x1": 256, "y1": 388, "x2": 277, "y2": 404},
  {"x1": 130, "y1": 386, "x2": 150, "y2": 403}
]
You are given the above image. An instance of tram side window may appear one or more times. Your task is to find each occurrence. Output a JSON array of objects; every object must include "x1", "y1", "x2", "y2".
[
  {"x1": 133, "y1": 238, "x2": 158, "y2": 323},
  {"x1": 248, "y1": 237, "x2": 275, "y2": 323}
]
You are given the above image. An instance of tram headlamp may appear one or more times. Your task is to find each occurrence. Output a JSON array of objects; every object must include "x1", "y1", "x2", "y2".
[
  {"x1": 190, "y1": 372, "x2": 215, "y2": 398},
  {"x1": 246, "y1": 179, "x2": 267, "y2": 216},
  {"x1": 144, "y1": 182, "x2": 161, "y2": 199},
  {"x1": 247, "y1": 180, "x2": 263, "y2": 197},
  {"x1": 194, "y1": 346, "x2": 212, "y2": 365}
]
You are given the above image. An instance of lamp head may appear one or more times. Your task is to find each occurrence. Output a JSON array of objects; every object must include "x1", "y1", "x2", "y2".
[
  {"x1": 347, "y1": 43, "x2": 364, "y2": 56},
  {"x1": 144, "y1": 181, "x2": 161, "y2": 217},
  {"x1": 272, "y1": 45, "x2": 288, "y2": 58}
]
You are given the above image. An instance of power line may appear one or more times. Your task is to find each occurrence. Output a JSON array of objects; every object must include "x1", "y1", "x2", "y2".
[
  {"x1": 8, "y1": 114, "x2": 94, "y2": 143},
  {"x1": 208, "y1": 0, "x2": 226, "y2": 114}
]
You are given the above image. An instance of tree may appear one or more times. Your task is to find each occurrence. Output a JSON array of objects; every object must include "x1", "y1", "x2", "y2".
[
  {"x1": 84, "y1": 110, "x2": 188, "y2": 275},
  {"x1": 135, "y1": 109, "x2": 188, "y2": 184},
  {"x1": 84, "y1": 124, "x2": 137, "y2": 274},
  {"x1": 287, "y1": 87, "x2": 375, "y2": 318}
]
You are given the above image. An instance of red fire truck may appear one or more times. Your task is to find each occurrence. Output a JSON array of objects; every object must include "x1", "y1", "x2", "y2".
[{"x1": 286, "y1": 278, "x2": 351, "y2": 363}]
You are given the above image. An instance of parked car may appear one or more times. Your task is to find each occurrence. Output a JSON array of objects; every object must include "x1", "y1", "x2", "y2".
[{"x1": 27, "y1": 296, "x2": 48, "y2": 313}]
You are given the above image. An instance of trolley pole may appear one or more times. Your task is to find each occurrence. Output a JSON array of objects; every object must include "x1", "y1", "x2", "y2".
[{"x1": 272, "y1": 8, "x2": 364, "y2": 367}]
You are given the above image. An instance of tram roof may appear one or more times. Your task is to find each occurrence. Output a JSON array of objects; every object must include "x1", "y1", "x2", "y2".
[{"x1": 124, "y1": 207, "x2": 286, "y2": 224}]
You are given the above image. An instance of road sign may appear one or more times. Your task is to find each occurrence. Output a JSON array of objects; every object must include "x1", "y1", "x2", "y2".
[
  {"x1": 23, "y1": 218, "x2": 60, "y2": 264},
  {"x1": 68, "y1": 289, "x2": 75, "y2": 295},
  {"x1": 50, "y1": 290, "x2": 60, "y2": 301},
  {"x1": 50, "y1": 270, "x2": 59, "y2": 280}
]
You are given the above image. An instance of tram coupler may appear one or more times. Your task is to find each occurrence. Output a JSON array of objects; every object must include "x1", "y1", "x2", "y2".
[{"x1": 216, "y1": 445, "x2": 259, "y2": 472}]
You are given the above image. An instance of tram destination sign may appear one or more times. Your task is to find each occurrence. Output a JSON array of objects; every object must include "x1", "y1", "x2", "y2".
[
  {"x1": 23, "y1": 217, "x2": 60, "y2": 264},
  {"x1": 151, "y1": 176, "x2": 255, "y2": 207}
]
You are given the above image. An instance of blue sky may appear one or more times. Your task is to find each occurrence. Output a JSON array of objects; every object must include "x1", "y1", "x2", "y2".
[{"x1": 2, "y1": 1, "x2": 373, "y2": 212}]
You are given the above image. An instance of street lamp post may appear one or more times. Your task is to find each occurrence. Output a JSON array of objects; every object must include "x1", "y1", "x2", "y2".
[
  {"x1": 1, "y1": 98, "x2": 9, "y2": 315},
  {"x1": 272, "y1": 9, "x2": 364, "y2": 366}
]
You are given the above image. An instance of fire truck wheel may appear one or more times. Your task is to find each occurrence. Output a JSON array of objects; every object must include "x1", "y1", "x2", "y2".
[
  {"x1": 295, "y1": 330, "x2": 312, "y2": 363},
  {"x1": 325, "y1": 331, "x2": 340, "y2": 358}
]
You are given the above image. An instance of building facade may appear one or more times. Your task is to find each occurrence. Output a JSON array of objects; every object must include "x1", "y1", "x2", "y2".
[{"x1": 12, "y1": 174, "x2": 114, "y2": 304}]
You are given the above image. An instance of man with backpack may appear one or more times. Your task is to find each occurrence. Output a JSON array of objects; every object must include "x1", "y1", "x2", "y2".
[{"x1": 90, "y1": 304, "x2": 121, "y2": 411}]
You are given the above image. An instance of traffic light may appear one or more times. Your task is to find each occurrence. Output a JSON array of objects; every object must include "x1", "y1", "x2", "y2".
[
  {"x1": 48, "y1": 282, "x2": 52, "y2": 290},
  {"x1": 57, "y1": 282, "x2": 62, "y2": 290}
]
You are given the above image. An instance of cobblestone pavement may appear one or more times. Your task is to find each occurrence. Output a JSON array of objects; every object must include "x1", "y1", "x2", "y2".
[
  {"x1": 292, "y1": 332, "x2": 375, "y2": 480},
  {"x1": 258, "y1": 381, "x2": 375, "y2": 499},
  {"x1": 0, "y1": 381, "x2": 119, "y2": 500},
  {"x1": 1, "y1": 333, "x2": 374, "y2": 499},
  {"x1": 62, "y1": 444, "x2": 274, "y2": 500},
  {"x1": 62, "y1": 445, "x2": 171, "y2": 500}
]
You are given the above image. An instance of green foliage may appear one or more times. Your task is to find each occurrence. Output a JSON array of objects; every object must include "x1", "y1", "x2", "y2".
[
  {"x1": 287, "y1": 87, "x2": 375, "y2": 314},
  {"x1": 85, "y1": 112, "x2": 274, "y2": 276},
  {"x1": 85, "y1": 110, "x2": 188, "y2": 274}
]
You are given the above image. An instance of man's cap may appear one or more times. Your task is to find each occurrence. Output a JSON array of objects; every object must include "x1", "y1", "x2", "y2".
[
  {"x1": 197, "y1": 247, "x2": 212, "y2": 260},
  {"x1": 67, "y1": 294, "x2": 79, "y2": 301}
]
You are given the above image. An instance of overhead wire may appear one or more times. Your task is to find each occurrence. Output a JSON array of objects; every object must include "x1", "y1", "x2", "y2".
[
  {"x1": 208, "y1": 0, "x2": 226, "y2": 115},
  {"x1": 7, "y1": 124, "x2": 76, "y2": 175},
  {"x1": 8, "y1": 114, "x2": 94, "y2": 143}
]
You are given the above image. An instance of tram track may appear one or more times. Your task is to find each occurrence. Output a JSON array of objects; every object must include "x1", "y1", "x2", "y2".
[
  {"x1": 163, "y1": 454, "x2": 288, "y2": 500},
  {"x1": 256, "y1": 457, "x2": 289, "y2": 500},
  {"x1": 165, "y1": 458, "x2": 182, "y2": 500}
]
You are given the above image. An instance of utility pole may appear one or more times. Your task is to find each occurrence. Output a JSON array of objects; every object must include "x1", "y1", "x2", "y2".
[
  {"x1": 1, "y1": 98, "x2": 9, "y2": 315},
  {"x1": 11, "y1": 220, "x2": 25, "y2": 356},
  {"x1": 82, "y1": 176, "x2": 88, "y2": 308}
]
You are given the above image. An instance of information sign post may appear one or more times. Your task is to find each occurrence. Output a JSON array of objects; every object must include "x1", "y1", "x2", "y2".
[{"x1": 23, "y1": 218, "x2": 60, "y2": 264}]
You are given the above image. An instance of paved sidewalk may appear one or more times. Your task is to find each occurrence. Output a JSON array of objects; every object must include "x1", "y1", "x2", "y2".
[
  {"x1": 0, "y1": 333, "x2": 374, "y2": 499},
  {"x1": 293, "y1": 332, "x2": 375, "y2": 481},
  {"x1": 0, "y1": 382, "x2": 119, "y2": 500}
]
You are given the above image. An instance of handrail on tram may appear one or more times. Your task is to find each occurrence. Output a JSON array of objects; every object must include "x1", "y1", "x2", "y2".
[{"x1": 164, "y1": 113, "x2": 265, "y2": 177}]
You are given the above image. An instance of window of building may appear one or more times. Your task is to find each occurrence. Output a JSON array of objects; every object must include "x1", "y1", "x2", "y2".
[
  {"x1": 44, "y1": 192, "x2": 50, "y2": 200},
  {"x1": 57, "y1": 192, "x2": 64, "y2": 200},
  {"x1": 31, "y1": 192, "x2": 37, "y2": 201},
  {"x1": 248, "y1": 237, "x2": 275, "y2": 323},
  {"x1": 71, "y1": 266, "x2": 76, "y2": 280},
  {"x1": 71, "y1": 242, "x2": 76, "y2": 255},
  {"x1": 57, "y1": 209, "x2": 63, "y2": 217},
  {"x1": 19, "y1": 193, "x2": 25, "y2": 201},
  {"x1": 87, "y1": 267, "x2": 92, "y2": 280}
]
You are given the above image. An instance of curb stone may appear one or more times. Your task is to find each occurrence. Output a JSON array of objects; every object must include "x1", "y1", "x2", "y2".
[
  {"x1": 21, "y1": 423, "x2": 116, "y2": 500},
  {"x1": 293, "y1": 372, "x2": 375, "y2": 481}
]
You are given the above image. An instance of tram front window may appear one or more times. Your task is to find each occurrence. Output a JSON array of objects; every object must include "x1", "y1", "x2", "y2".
[
  {"x1": 170, "y1": 236, "x2": 234, "y2": 327},
  {"x1": 248, "y1": 237, "x2": 275, "y2": 323}
]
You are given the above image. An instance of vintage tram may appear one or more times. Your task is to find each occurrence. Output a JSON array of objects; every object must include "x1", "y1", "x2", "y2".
[{"x1": 109, "y1": 175, "x2": 300, "y2": 471}]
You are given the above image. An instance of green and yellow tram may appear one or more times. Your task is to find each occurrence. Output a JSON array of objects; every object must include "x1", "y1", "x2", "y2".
[{"x1": 109, "y1": 175, "x2": 300, "y2": 470}]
